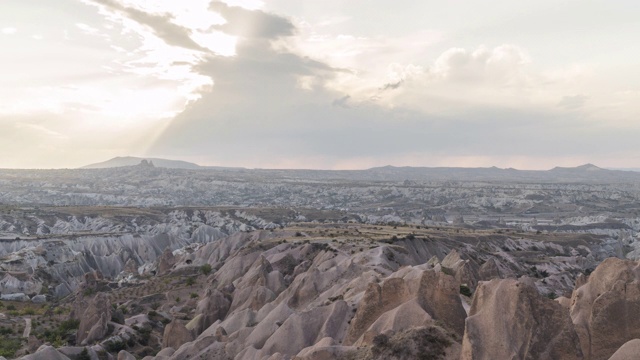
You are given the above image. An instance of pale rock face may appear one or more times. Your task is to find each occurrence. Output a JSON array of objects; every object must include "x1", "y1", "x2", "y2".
[
  {"x1": 555, "y1": 296, "x2": 572, "y2": 308},
  {"x1": 260, "y1": 300, "x2": 351, "y2": 357},
  {"x1": 478, "y1": 258, "x2": 502, "y2": 281},
  {"x1": 117, "y1": 350, "x2": 136, "y2": 360},
  {"x1": 77, "y1": 293, "x2": 111, "y2": 345},
  {"x1": 569, "y1": 258, "x2": 640, "y2": 360},
  {"x1": 343, "y1": 278, "x2": 412, "y2": 346},
  {"x1": 417, "y1": 269, "x2": 467, "y2": 336},
  {"x1": 355, "y1": 298, "x2": 432, "y2": 346},
  {"x1": 441, "y1": 249, "x2": 480, "y2": 290},
  {"x1": 167, "y1": 336, "x2": 229, "y2": 360},
  {"x1": 608, "y1": 339, "x2": 640, "y2": 360},
  {"x1": 162, "y1": 319, "x2": 195, "y2": 350},
  {"x1": 242, "y1": 301, "x2": 295, "y2": 350},
  {"x1": 156, "y1": 248, "x2": 176, "y2": 276},
  {"x1": 18, "y1": 345, "x2": 71, "y2": 360},
  {"x1": 193, "y1": 288, "x2": 231, "y2": 335},
  {"x1": 461, "y1": 278, "x2": 583, "y2": 360},
  {"x1": 294, "y1": 337, "x2": 356, "y2": 360}
]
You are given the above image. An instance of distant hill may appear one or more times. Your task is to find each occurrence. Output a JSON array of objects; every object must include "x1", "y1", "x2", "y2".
[
  {"x1": 357, "y1": 163, "x2": 640, "y2": 183},
  {"x1": 82, "y1": 156, "x2": 201, "y2": 169}
]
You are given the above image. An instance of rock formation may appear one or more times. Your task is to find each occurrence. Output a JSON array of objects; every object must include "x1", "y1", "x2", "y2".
[
  {"x1": 416, "y1": 269, "x2": 467, "y2": 336},
  {"x1": 461, "y1": 278, "x2": 583, "y2": 360},
  {"x1": 569, "y1": 258, "x2": 640, "y2": 360},
  {"x1": 76, "y1": 292, "x2": 111, "y2": 345},
  {"x1": 193, "y1": 288, "x2": 231, "y2": 334},
  {"x1": 608, "y1": 339, "x2": 640, "y2": 360},
  {"x1": 162, "y1": 319, "x2": 195, "y2": 350}
]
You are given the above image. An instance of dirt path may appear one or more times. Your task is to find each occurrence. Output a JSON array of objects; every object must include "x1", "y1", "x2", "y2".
[{"x1": 23, "y1": 317, "x2": 31, "y2": 338}]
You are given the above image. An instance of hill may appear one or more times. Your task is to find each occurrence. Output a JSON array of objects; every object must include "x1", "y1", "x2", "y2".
[{"x1": 81, "y1": 156, "x2": 201, "y2": 169}]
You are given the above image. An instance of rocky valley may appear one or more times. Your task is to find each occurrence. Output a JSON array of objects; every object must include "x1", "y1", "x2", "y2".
[{"x1": 0, "y1": 164, "x2": 639, "y2": 359}]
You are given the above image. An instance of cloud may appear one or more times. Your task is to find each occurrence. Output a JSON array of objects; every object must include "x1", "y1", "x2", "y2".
[
  {"x1": 144, "y1": 4, "x2": 640, "y2": 169},
  {"x1": 210, "y1": 1, "x2": 294, "y2": 38},
  {"x1": 1, "y1": 27, "x2": 17, "y2": 35},
  {"x1": 430, "y1": 45, "x2": 531, "y2": 86},
  {"x1": 558, "y1": 94, "x2": 588, "y2": 109},
  {"x1": 379, "y1": 80, "x2": 403, "y2": 91},
  {"x1": 332, "y1": 95, "x2": 351, "y2": 108},
  {"x1": 87, "y1": 0, "x2": 208, "y2": 51}
]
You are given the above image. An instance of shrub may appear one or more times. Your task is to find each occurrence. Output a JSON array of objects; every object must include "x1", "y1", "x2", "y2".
[
  {"x1": 460, "y1": 285, "x2": 473, "y2": 297},
  {"x1": 190, "y1": 293, "x2": 198, "y2": 299},
  {"x1": 77, "y1": 348, "x2": 91, "y2": 360},
  {"x1": 104, "y1": 340, "x2": 127, "y2": 352},
  {"x1": 200, "y1": 264, "x2": 212, "y2": 275},
  {"x1": 0, "y1": 338, "x2": 23, "y2": 358},
  {"x1": 21, "y1": 307, "x2": 36, "y2": 315},
  {"x1": 186, "y1": 277, "x2": 195, "y2": 286}
]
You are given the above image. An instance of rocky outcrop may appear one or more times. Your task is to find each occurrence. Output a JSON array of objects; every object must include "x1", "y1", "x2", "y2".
[
  {"x1": 343, "y1": 278, "x2": 412, "y2": 345},
  {"x1": 76, "y1": 293, "x2": 111, "y2": 345},
  {"x1": 294, "y1": 337, "x2": 356, "y2": 360},
  {"x1": 441, "y1": 250, "x2": 479, "y2": 290},
  {"x1": 417, "y1": 270, "x2": 467, "y2": 336},
  {"x1": 260, "y1": 300, "x2": 350, "y2": 357},
  {"x1": 19, "y1": 345, "x2": 71, "y2": 360},
  {"x1": 193, "y1": 288, "x2": 231, "y2": 334},
  {"x1": 356, "y1": 298, "x2": 431, "y2": 346},
  {"x1": 162, "y1": 319, "x2": 195, "y2": 350},
  {"x1": 461, "y1": 278, "x2": 583, "y2": 360},
  {"x1": 117, "y1": 350, "x2": 136, "y2": 360},
  {"x1": 478, "y1": 258, "x2": 502, "y2": 281},
  {"x1": 608, "y1": 339, "x2": 640, "y2": 360},
  {"x1": 569, "y1": 258, "x2": 640, "y2": 360},
  {"x1": 157, "y1": 249, "x2": 176, "y2": 276}
]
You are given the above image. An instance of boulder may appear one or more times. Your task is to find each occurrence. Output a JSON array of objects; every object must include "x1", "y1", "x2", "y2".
[
  {"x1": 31, "y1": 295, "x2": 47, "y2": 304},
  {"x1": 117, "y1": 350, "x2": 136, "y2": 360},
  {"x1": 0, "y1": 293, "x2": 30, "y2": 301},
  {"x1": 461, "y1": 278, "x2": 583, "y2": 360}
]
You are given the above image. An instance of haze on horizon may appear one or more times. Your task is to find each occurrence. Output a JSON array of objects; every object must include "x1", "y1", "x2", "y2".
[{"x1": 1, "y1": 0, "x2": 640, "y2": 170}]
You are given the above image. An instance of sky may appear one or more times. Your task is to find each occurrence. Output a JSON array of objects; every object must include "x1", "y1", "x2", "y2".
[{"x1": 1, "y1": 0, "x2": 640, "y2": 169}]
